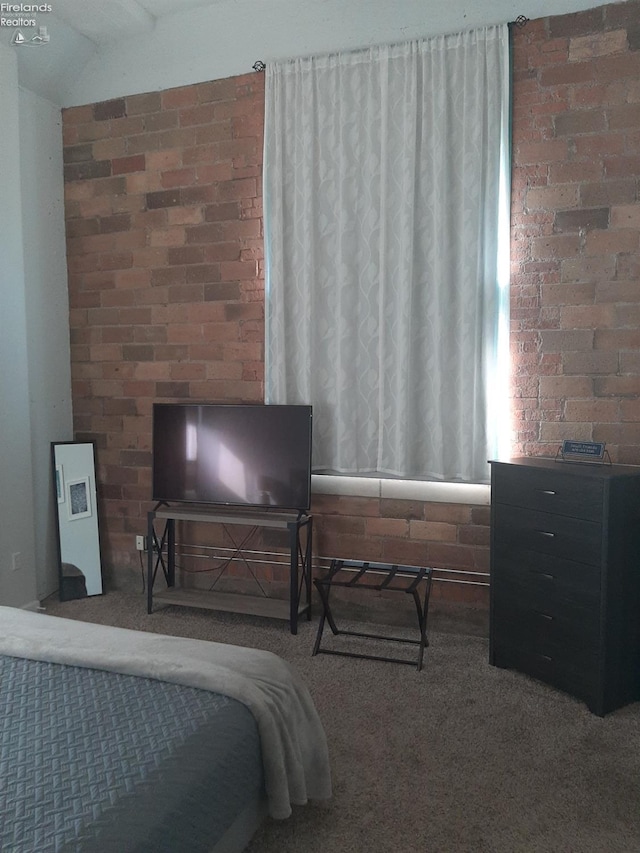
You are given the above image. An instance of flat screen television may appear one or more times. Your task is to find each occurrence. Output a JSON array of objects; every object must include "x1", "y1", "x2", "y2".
[{"x1": 152, "y1": 403, "x2": 312, "y2": 512}]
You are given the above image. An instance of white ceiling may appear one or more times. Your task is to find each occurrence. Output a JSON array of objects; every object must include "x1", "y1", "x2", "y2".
[
  {"x1": 42, "y1": 0, "x2": 635, "y2": 47},
  {"x1": 51, "y1": 0, "x2": 224, "y2": 44},
  {"x1": 10, "y1": 0, "x2": 629, "y2": 107}
]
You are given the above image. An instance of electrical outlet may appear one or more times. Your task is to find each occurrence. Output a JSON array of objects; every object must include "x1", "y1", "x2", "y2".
[
  {"x1": 136, "y1": 535, "x2": 147, "y2": 551},
  {"x1": 11, "y1": 552, "x2": 22, "y2": 572}
]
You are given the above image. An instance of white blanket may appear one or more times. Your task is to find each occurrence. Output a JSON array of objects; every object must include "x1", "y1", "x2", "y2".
[{"x1": 0, "y1": 606, "x2": 331, "y2": 820}]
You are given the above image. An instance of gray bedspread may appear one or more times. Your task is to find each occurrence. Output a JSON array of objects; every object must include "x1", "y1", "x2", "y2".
[
  {"x1": 0, "y1": 607, "x2": 332, "y2": 820},
  {"x1": 0, "y1": 654, "x2": 264, "y2": 852}
]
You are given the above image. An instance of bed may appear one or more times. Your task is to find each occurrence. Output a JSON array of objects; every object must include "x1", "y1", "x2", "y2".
[{"x1": 0, "y1": 606, "x2": 332, "y2": 853}]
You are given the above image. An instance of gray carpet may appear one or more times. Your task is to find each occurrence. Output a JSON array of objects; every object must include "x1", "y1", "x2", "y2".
[{"x1": 42, "y1": 587, "x2": 640, "y2": 853}]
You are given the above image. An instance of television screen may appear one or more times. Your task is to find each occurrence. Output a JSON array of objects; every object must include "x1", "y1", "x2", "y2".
[{"x1": 152, "y1": 403, "x2": 312, "y2": 511}]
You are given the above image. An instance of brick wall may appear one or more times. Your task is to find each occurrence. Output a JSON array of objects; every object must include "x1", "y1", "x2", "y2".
[
  {"x1": 63, "y1": 74, "x2": 267, "y2": 577},
  {"x1": 511, "y1": 1, "x2": 640, "y2": 460},
  {"x1": 61, "y1": 0, "x2": 640, "y2": 622}
]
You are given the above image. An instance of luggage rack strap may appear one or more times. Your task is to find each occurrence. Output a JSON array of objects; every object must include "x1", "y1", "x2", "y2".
[{"x1": 320, "y1": 558, "x2": 428, "y2": 592}]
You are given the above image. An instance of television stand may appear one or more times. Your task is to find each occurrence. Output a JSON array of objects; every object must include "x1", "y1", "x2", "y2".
[{"x1": 146, "y1": 506, "x2": 313, "y2": 634}]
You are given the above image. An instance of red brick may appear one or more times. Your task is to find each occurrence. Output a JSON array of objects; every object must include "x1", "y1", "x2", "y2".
[
  {"x1": 610, "y1": 204, "x2": 640, "y2": 229},
  {"x1": 549, "y1": 160, "x2": 603, "y2": 184},
  {"x1": 144, "y1": 112, "x2": 179, "y2": 133},
  {"x1": 179, "y1": 104, "x2": 218, "y2": 126},
  {"x1": 63, "y1": 104, "x2": 94, "y2": 125},
  {"x1": 100, "y1": 252, "x2": 133, "y2": 271},
  {"x1": 180, "y1": 186, "x2": 216, "y2": 205},
  {"x1": 560, "y1": 304, "x2": 617, "y2": 329},
  {"x1": 112, "y1": 154, "x2": 146, "y2": 175},
  {"x1": 569, "y1": 81, "x2": 627, "y2": 109},
  {"x1": 548, "y1": 7, "x2": 604, "y2": 39},
  {"x1": 581, "y1": 180, "x2": 636, "y2": 206},
  {"x1": 554, "y1": 109, "x2": 606, "y2": 136},
  {"x1": 220, "y1": 260, "x2": 258, "y2": 280},
  {"x1": 555, "y1": 207, "x2": 610, "y2": 232},
  {"x1": 620, "y1": 399, "x2": 640, "y2": 421},
  {"x1": 608, "y1": 103, "x2": 640, "y2": 130},
  {"x1": 195, "y1": 123, "x2": 233, "y2": 145},
  {"x1": 595, "y1": 376, "x2": 640, "y2": 397},
  {"x1": 527, "y1": 185, "x2": 579, "y2": 211},
  {"x1": 108, "y1": 117, "x2": 144, "y2": 139},
  {"x1": 542, "y1": 283, "x2": 596, "y2": 305},
  {"x1": 574, "y1": 133, "x2": 625, "y2": 159},
  {"x1": 561, "y1": 255, "x2": 616, "y2": 283},
  {"x1": 161, "y1": 168, "x2": 197, "y2": 189},
  {"x1": 596, "y1": 281, "x2": 640, "y2": 304},
  {"x1": 563, "y1": 350, "x2": 619, "y2": 375},
  {"x1": 458, "y1": 525, "x2": 490, "y2": 547},
  {"x1": 595, "y1": 328, "x2": 640, "y2": 350},
  {"x1": 156, "y1": 128, "x2": 198, "y2": 150},
  {"x1": 203, "y1": 243, "x2": 241, "y2": 262},
  {"x1": 365, "y1": 518, "x2": 409, "y2": 538},
  {"x1": 216, "y1": 178, "x2": 258, "y2": 203},
  {"x1": 539, "y1": 60, "x2": 596, "y2": 88},
  {"x1": 114, "y1": 269, "x2": 151, "y2": 289},
  {"x1": 125, "y1": 92, "x2": 162, "y2": 115},
  {"x1": 568, "y1": 29, "x2": 628, "y2": 62},
  {"x1": 593, "y1": 52, "x2": 640, "y2": 85},
  {"x1": 531, "y1": 234, "x2": 581, "y2": 259},
  {"x1": 585, "y1": 229, "x2": 638, "y2": 255},
  {"x1": 197, "y1": 78, "x2": 237, "y2": 103},
  {"x1": 167, "y1": 207, "x2": 205, "y2": 226},
  {"x1": 161, "y1": 86, "x2": 199, "y2": 109},
  {"x1": 93, "y1": 98, "x2": 126, "y2": 121},
  {"x1": 196, "y1": 163, "x2": 234, "y2": 183},
  {"x1": 565, "y1": 399, "x2": 619, "y2": 421},
  {"x1": 146, "y1": 189, "x2": 181, "y2": 209},
  {"x1": 167, "y1": 283, "x2": 205, "y2": 303},
  {"x1": 516, "y1": 139, "x2": 568, "y2": 165},
  {"x1": 149, "y1": 226, "x2": 186, "y2": 247},
  {"x1": 186, "y1": 264, "x2": 221, "y2": 284}
]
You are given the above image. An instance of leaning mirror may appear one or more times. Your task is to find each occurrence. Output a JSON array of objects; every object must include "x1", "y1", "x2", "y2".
[{"x1": 51, "y1": 441, "x2": 103, "y2": 600}]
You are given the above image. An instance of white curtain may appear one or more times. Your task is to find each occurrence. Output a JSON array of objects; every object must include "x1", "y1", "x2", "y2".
[{"x1": 264, "y1": 25, "x2": 510, "y2": 483}]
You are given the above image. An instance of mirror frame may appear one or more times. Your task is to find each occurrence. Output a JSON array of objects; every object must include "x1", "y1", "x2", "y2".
[{"x1": 51, "y1": 441, "x2": 103, "y2": 601}]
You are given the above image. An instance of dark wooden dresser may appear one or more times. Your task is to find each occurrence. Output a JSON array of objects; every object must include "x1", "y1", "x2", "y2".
[{"x1": 489, "y1": 457, "x2": 640, "y2": 716}]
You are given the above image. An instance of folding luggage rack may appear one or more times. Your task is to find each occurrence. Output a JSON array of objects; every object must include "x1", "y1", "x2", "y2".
[{"x1": 312, "y1": 559, "x2": 433, "y2": 670}]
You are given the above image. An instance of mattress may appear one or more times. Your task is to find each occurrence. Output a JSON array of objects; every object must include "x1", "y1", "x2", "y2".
[{"x1": 0, "y1": 654, "x2": 264, "y2": 853}]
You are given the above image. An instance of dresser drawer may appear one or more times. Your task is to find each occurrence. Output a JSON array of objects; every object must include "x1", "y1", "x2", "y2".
[
  {"x1": 491, "y1": 637, "x2": 599, "y2": 704},
  {"x1": 493, "y1": 504, "x2": 602, "y2": 566},
  {"x1": 492, "y1": 463, "x2": 604, "y2": 521},
  {"x1": 492, "y1": 551, "x2": 601, "y2": 602},
  {"x1": 492, "y1": 589, "x2": 599, "y2": 652}
]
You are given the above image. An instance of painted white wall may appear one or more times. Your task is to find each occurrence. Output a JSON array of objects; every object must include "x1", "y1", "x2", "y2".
[
  {"x1": 0, "y1": 44, "x2": 39, "y2": 609},
  {"x1": 10, "y1": 14, "x2": 95, "y2": 106},
  {"x1": 19, "y1": 88, "x2": 74, "y2": 600}
]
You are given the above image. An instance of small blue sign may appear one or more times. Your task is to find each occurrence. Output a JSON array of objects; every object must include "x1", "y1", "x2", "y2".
[{"x1": 561, "y1": 440, "x2": 605, "y2": 460}]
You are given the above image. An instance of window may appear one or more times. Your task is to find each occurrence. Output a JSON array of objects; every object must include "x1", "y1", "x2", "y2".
[{"x1": 264, "y1": 26, "x2": 510, "y2": 483}]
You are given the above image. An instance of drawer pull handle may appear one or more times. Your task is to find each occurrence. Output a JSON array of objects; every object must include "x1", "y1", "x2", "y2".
[
  {"x1": 538, "y1": 613, "x2": 554, "y2": 621},
  {"x1": 529, "y1": 570, "x2": 555, "y2": 581},
  {"x1": 538, "y1": 531, "x2": 555, "y2": 538},
  {"x1": 537, "y1": 654, "x2": 553, "y2": 663},
  {"x1": 536, "y1": 489, "x2": 557, "y2": 496}
]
